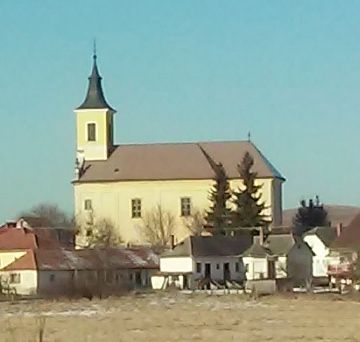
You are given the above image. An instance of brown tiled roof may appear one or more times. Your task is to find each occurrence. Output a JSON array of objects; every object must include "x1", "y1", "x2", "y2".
[
  {"x1": 2, "y1": 250, "x2": 36, "y2": 271},
  {"x1": 76, "y1": 141, "x2": 284, "y2": 183},
  {"x1": 0, "y1": 228, "x2": 38, "y2": 250},
  {"x1": 0, "y1": 227, "x2": 75, "y2": 250},
  {"x1": 32, "y1": 228, "x2": 75, "y2": 249},
  {"x1": 332, "y1": 212, "x2": 360, "y2": 249},
  {"x1": 2, "y1": 248, "x2": 159, "y2": 272}
]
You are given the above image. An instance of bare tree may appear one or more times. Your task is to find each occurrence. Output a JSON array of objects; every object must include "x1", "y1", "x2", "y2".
[
  {"x1": 141, "y1": 205, "x2": 175, "y2": 247},
  {"x1": 183, "y1": 209, "x2": 205, "y2": 236},
  {"x1": 18, "y1": 203, "x2": 73, "y2": 228},
  {"x1": 76, "y1": 212, "x2": 123, "y2": 248}
]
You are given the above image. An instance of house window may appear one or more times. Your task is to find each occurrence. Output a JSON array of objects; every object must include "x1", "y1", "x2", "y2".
[
  {"x1": 87, "y1": 123, "x2": 96, "y2": 142},
  {"x1": 131, "y1": 199, "x2": 142, "y2": 218},
  {"x1": 216, "y1": 264, "x2": 220, "y2": 270},
  {"x1": 235, "y1": 262, "x2": 240, "y2": 272},
  {"x1": 245, "y1": 264, "x2": 249, "y2": 272},
  {"x1": 105, "y1": 271, "x2": 113, "y2": 283},
  {"x1": 180, "y1": 197, "x2": 191, "y2": 216},
  {"x1": 9, "y1": 273, "x2": 20, "y2": 284},
  {"x1": 84, "y1": 199, "x2": 92, "y2": 211},
  {"x1": 196, "y1": 263, "x2": 202, "y2": 273},
  {"x1": 49, "y1": 274, "x2": 55, "y2": 282}
]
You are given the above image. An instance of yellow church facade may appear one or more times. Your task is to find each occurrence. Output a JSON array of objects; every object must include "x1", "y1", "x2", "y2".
[{"x1": 73, "y1": 54, "x2": 285, "y2": 245}]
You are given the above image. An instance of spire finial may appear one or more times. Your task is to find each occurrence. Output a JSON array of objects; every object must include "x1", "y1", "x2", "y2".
[
  {"x1": 93, "y1": 39, "x2": 97, "y2": 60},
  {"x1": 247, "y1": 131, "x2": 251, "y2": 142}
]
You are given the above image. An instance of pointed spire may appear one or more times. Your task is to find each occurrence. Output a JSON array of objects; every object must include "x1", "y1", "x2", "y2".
[{"x1": 77, "y1": 47, "x2": 115, "y2": 111}]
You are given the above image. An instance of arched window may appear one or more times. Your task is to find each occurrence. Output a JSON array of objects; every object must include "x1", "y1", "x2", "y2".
[{"x1": 87, "y1": 123, "x2": 96, "y2": 142}]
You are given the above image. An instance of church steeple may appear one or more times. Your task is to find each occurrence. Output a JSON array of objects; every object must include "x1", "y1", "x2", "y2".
[
  {"x1": 77, "y1": 50, "x2": 114, "y2": 111},
  {"x1": 74, "y1": 49, "x2": 116, "y2": 161}
]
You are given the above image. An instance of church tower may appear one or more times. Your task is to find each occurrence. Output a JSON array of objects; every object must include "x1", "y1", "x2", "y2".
[{"x1": 74, "y1": 51, "x2": 116, "y2": 162}]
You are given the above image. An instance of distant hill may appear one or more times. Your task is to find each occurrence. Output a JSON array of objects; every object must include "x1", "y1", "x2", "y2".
[{"x1": 283, "y1": 205, "x2": 360, "y2": 227}]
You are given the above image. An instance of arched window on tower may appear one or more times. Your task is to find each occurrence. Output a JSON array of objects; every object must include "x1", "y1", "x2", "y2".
[{"x1": 87, "y1": 123, "x2": 96, "y2": 142}]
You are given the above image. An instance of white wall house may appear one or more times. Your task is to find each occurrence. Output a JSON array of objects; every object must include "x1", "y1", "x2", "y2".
[
  {"x1": 242, "y1": 234, "x2": 313, "y2": 286},
  {"x1": 0, "y1": 248, "x2": 159, "y2": 297},
  {"x1": 153, "y1": 235, "x2": 252, "y2": 290},
  {"x1": 303, "y1": 227, "x2": 339, "y2": 278}
]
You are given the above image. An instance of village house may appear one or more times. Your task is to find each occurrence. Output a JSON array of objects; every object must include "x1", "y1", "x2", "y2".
[
  {"x1": 327, "y1": 213, "x2": 360, "y2": 289},
  {"x1": 0, "y1": 247, "x2": 159, "y2": 297},
  {"x1": 152, "y1": 235, "x2": 253, "y2": 290},
  {"x1": 303, "y1": 226, "x2": 341, "y2": 281},
  {"x1": 242, "y1": 233, "x2": 314, "y2": 286},
  {"x1": 0, "y1": 222, "x2": 75, "y2": 272},
  {"x1": 0, "y1": 219, "x2": 75, "y2": 249},
  {"x1": 73, "y1": 53, "x2": 285, "y2": 245}
]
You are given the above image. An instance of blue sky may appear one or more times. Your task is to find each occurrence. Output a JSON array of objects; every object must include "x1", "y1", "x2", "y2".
[{"x1": 1, "y1": 0, "x2": 360, "y2": 221}]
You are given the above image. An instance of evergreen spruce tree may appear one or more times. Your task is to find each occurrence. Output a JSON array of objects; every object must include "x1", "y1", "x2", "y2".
[
  {"x1": 293, "y1": 196, "x2": 329, "y2": 235},
  {"x1": 205, "y1": 163, "x2": 232, "y2": 235},
  {"x1": 231, "y1": 152, "x2": 271, "y2": 229}
]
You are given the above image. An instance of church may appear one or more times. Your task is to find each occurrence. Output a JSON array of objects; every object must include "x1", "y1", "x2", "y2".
[{"x1": 73, "y1": 53, "x2": 285, "y2": 244}]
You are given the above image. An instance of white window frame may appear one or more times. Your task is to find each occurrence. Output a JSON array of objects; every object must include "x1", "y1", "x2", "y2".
[
  {"x1": 131, "y1": 198, "x2": 142, "y2": 218},
  {"x1": 180, "y1": 197, "x2": 192, "y2": 217}
]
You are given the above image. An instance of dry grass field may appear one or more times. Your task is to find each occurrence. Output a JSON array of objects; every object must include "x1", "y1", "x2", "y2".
[{"x1": 2, "y1": 292, "x2": 360, "y2": 342}]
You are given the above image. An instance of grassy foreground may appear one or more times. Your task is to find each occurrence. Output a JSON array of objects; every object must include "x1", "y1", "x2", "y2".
[{"x1": 1, "y1": 292, "x2": 360, "y2": 341}]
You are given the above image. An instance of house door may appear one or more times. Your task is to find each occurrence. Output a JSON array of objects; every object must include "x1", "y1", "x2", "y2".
[
  {"x1": 268, "y1": 260, "x2": 275, "y2": 279},
  {"x1": 223, "y1": 263, "x2": 230, "y2": 282},
  {"x1": 204, "y1": 264, "x2": 211, "y2": 290},
  {"x1": 135, "y1": 272, "x2": 142, "y2": 287},
  {"x1": 205, "y1": 263, "x2": 211, "y2": 278}
]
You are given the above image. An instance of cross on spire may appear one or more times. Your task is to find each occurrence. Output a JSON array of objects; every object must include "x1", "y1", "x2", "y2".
[
  {"x1": 93, "y1": 39, "x2": 97, "y2": 60},
  {"x1": 247, "y1": 131, "x2": 251, "y2": 142}
]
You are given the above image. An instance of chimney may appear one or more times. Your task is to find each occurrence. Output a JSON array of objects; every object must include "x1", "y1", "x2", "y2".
[
  {"x1": 16, "y1": 219, "x2": 25, "y2": 228},
  {"x1": 5, "y1": 221, "x2": 16, "y2": 229},
  {"x1": 336, "y1": 223, "x2": 343, "y2": 237},
  {"x1": 259, "y1": 227, "x2": 264, "y2": 246},
  {"x1": 170, "y1": 235, "x2": 175, "y2": 250}
]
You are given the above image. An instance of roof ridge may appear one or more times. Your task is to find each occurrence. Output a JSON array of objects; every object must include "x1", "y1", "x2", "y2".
[{"x1": 112, "y1": 139, "x2": 250, "y2": 147}]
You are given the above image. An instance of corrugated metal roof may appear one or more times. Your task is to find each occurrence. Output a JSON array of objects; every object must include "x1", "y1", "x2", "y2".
[{"x1": 1, "y1": 247, "x2": 159, "y2": 272}]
